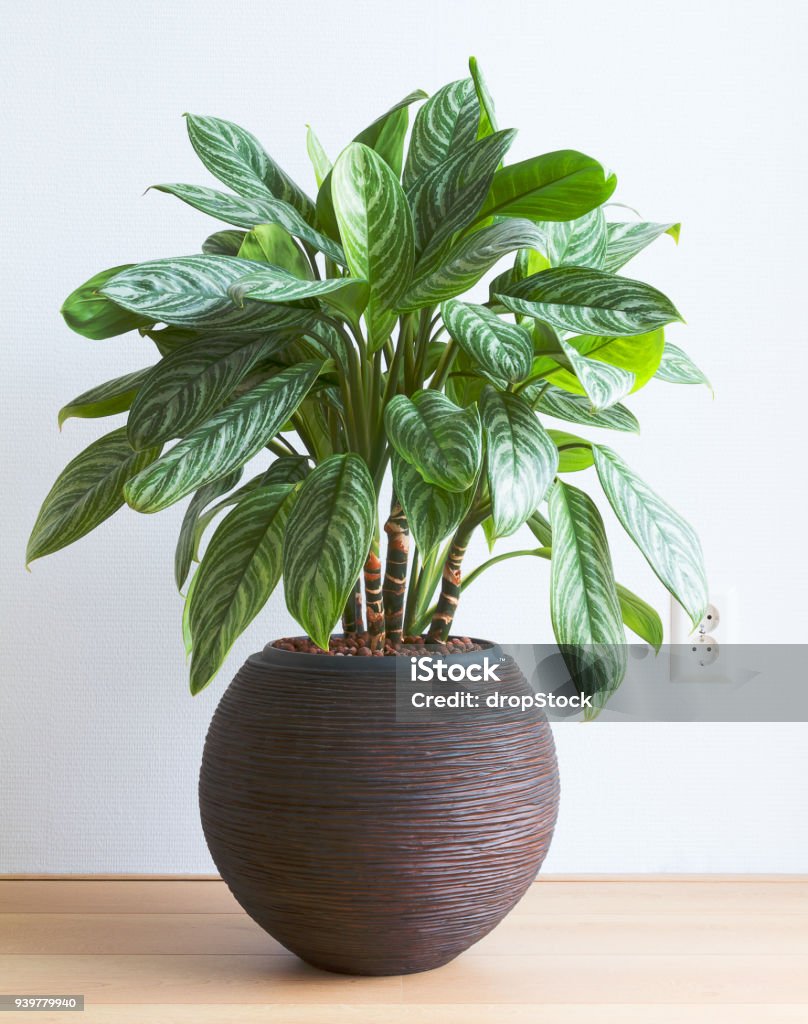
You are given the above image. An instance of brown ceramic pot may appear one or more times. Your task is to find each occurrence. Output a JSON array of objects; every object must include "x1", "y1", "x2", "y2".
[{"x1": 199, "y1": 639, "x2": 559, "y2": 976}]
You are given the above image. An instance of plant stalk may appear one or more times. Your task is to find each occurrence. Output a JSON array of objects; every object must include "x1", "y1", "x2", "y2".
[
  {"x1": 382, "y1": 498, "x2": 410, "y2": 645},
  {"x1": 363, "y1": 529, "x2": 385, "y2": 650}
]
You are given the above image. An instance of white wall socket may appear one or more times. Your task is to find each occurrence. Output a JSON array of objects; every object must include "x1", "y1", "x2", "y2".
[{"x1": 670, "y1": 586, "x2": 738, "y2": 682}]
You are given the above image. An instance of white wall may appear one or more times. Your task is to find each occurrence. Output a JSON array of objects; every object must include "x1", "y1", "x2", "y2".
[{"x1": 2, "y1": 0, "x2": 807, "y2": 874}]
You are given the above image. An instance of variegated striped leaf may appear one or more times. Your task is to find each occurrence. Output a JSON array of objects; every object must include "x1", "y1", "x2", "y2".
[
  {"x1": 556, "y1": 335, "x2": 635, "y2": 410},
  {"x1": 229, "y1": 267, "x2": 369, "y2": 322},
  {"x1": 469, "y1": 57, "x2": 497, "y2": 139},
  {"x1": 441, "y1": 300, "x2": 533, "y2": 383},
  {"x1": 592, "y1": 445, "x2": 708, "y2": 627},
  {"x1": 61, "y1": 266, "x2": 154, "y2": 340},
  {"x1": 174, "y1": 469, "x2": 243, "y2": 591},
  {"x1": 185, "y1": 114, "x2": 315, "y2": 223},
  {"x1": 539, "y1": 208, "x2": 607, "y2": 269},
  {"x1": 392, "y1": 453, "x2": 474, "y2": 557},
  {"x1": 617, "y1": 583, "x2": 663, "y2": 652},
  {"x1": 283, "y1": 454, "x2": 376, "y2": 649},
  {"x1": 528, "y1": 383, "x2": 640, "y2": 433},
  {"x1": 128, "y1": 333, "x2": 293, "y2": 449},
  {"x1": 397, "y1": 219, "x2": 546, "y2": 311},
  {"x1": 153, "y1": 184, "x2": 346, "y2": 265},
  {"x1": 549, "y1": 429, "x2": 594, "y2": 472},
  {"x1": 545, "y1": 329, "x2": 665, "y2": 400},
  {"x1": 236, "y1": 223, "x2": 311, "y2": 279},
  {"x1": 331, "y1": 143, "x2": 414, "y2": 348},
  {"x1": 385, "y1": 391, "x2": 482, "y2": 493},
  {"x1": 101, "y1": 256, "x2": 319, "y2": 333},
  {"x1": 306, "y1": 125, "x2": 331, "y2": 188},
  {"x1": 402, "y1": 79, "x2": 479, "y2": 189},
  {"x1": 549, "y1": 480, "x2": 627, "y2": 709},
  {"x1": 406, "y1": 129, "x2": 516, "y2": 264},
  {"x1": 58, "y1": 368, "x2": 151, "y2": 428},
  {"x1": 187, "y1": 483, "x2": 297, "y2": 693},
  {"x1": 655, "y1": 341, "x2": 711, "y2": 389},
  {"x1": 497, "y1": 267, "x2": 682, "y2": 337},
  {"x1": 604, "y1": 221, "x2": 680, "y2": 273},
  {"x1": 202, "y1": 229, "x2": 246, "y2": 255},
  {"x1": 125, "y1": 361, "x2": 321, "y2": 513},
  {"x1": 476, "y1": 151, "x2": 617, "y2": 224},
  {"x1": 481, "y1": 387, "x2": 558, "y2": 537},
  {"x1": 27, "y1": 428, "x2": 161, "y2": 565}
]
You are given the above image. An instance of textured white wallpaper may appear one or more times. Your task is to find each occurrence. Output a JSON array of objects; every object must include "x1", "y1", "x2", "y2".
[{"x1": 2, "y1": 0, "x2": 807, "y2": 873}]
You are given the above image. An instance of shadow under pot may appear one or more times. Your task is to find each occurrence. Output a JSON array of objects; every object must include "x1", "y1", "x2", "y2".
[{"x1": 199, "y1": 639, "x2": 560, "y2": 976}]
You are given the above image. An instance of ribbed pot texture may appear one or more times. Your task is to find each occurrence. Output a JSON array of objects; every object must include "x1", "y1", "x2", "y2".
[{"x1": 199, "y1": 640, "x2": 560, "y2": 976}]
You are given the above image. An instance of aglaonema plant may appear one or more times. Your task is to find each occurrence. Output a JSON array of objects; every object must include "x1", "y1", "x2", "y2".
[{"x1": 29, "y1": 59, "x2": 711, "y2": 702}]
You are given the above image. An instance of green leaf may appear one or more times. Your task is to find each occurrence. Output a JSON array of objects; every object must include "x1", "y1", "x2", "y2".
[
  {"x1": 202, "y1": 229, "x2": 246, "y2": 255},
  {"x1": 100, "y1": 255, "x2": 319, "y2": 332},
  {"x1": 174, "y1": 469, "x2": 242, "y2": 591},
  {"x1": 236, "y1": 223, "x2": 311, "y2": 279},
  {"x1": 185, "y1": 114, "x2": 315, "y2": 223},
  {"x1": 385, "y1": 391, "x2": 482, "y2": 493},
  {"x1": 331, "y1": 143, "x2": 414, "y2": 348},
  {"x1": 188, "y1": 484, "x2": 297, "y2": 693},
  {"x1": 549, "y1": 429, "x2": 594, "y2": 472},
  {"x1": 544, "y1": 329, "x2": 665, "y2": 400},
  {"x1": 476, "y1": 151, "x2": 617, "y2": 224},
  {"x1": 604, "y1": 221, "x2": 680, "y2": 273},
  {"x1": 528, "y1": 382, "x2": 640, "y2": 433},
  {"x1": 549, "y1": 480, "x2": 626, "y2": 709},
  {"x1": 655, "y1": 341, "x2": 711, "y2": 389},
  {"x1": 481, "y1": 387, "x2": 558, "y2": 537},
  {"x1": 392, "y1": 453, "x2": 474, "y2": 557},
  {"x1": 442, "y1": 300, "x2": 533, "y2": 383},
  {"x1": 617, "y1": 583, "x2": 663, "y2": 652},
  {"x1": 540, "y1": 208, "x2": 608, "y2": 269},
  {"x1": 27, "y1": 428, "x2": 161, "y2": 565},
  {"x1": 127, "y1": 333, "x2": 293, "y2": 450},
  {"x1": 398, "y1": 218, "x2": 546, "y2": 311},
  {"x1": 229, "y1": 266, "x2": 369, "y2": 323},
  {"x1": 592, "y1": 445, "x2": 708, "y2": 627},
  {"x1": 306, "y1": 125, "x2": 332, "y2": 188},
  {"x1": 498, "y1": 267, "x2": 682, "y2": 337},
  {"x1": 469, "y1": 57, "x2": 497, "y2": 139},
  {"x1": 124, "y1": 361, "x2": 321, "y2": 513},
  {"x1": 402, "y1": 79, "x2": 478, "y2": 189},
  {"x1": 283, "y1": 454, "x2": 376, "y2": 649},
  {"x1": 555, "y1": 335, "x2": 635, "y2": 410},
  {"x1": 152, "y1": 184, "x2": 346, "y2": 265},
  {"x1": 61, "y1": 266, "x2": 154, "y2": 340},
  {"x1": 58, "y1": 368, "x2": 151, "y2": 428},
  {"x1": 407, "y1": 129, "x2": 516, "y2": 265}
]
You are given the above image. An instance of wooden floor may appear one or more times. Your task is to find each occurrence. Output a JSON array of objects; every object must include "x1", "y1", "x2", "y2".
[{"x1": 1, "y1": 877, "x2": 807, "y2": 1022}]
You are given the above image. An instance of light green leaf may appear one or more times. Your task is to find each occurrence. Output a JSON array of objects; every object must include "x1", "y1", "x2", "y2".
[
  {"x1": 283, "y1": 454, "x2": 376, "y2": 649},
  {"x1": 556, "y1": 335, "x2": 635, "y2": 410},
  {"x1": 481, "y1": 387, "x2": 558, "y2": 537},
  {"x1": 127, "y1": 333, "x2": 293, "y2": 449},
  {"x1": 604, "y1": 221, "x2": 680, "y2": 273},
  {"x1": 476, "y1": 151, "x2": 617, "y2": 224},
  {"x1": 392, "y1": 454, "x2": 473, "y2": 557},
  {"x1": 617, "y1": 583, "x2": 663, "y2": 652},
  {"x1": 544, "y1": 329, "x2": 665, "y2": 400},
  {"x1": 202, "y1": 229, "x2": 246, "y2": 255},
  {"x1": 442, "y1": 300, "x2": 533, "y2": 383},
  {"x1": 61, "y1": 266, "x2": 154, "y2": 340},
  {"x1": 398, "y1": 218, "x2": 546, "y2": 311},
  {"x1": 469, "y1": 57, "x2": 497, "y2": 139},
  {"x1": 655, "y1": 341, "x2": 711, "y2": 389},
  {"x1": 229, "y1": 266, "x2": 369, "y2": 322},
  {"x1": 528, "y1": 383, "x2": 641, "y2": 433},
  {"x1": 188, "y1": 484, "x2": 297, "y2": 693},
  {"x1": 331, "y1": 142, "x2": 414, "y2": 348},
  {"x1": 385, "y1": 391, "x2": 482, "y2": 493},
  {"x1": 27, "y1": 428, "x2": 161, "y2": 565},
  {"x1": 498, "y1": 267, "x2": 682, "y2": 337},
  {"x1": 174, "y1": 469, "x2": 242, "y2": 591},
  {"x1": 306, "y1": 125, "x2": 331, "y2": 188},
  {"x1": 549, "y1": 429, "x2": 594, "y2": 472},
  {"x1": 100, "y1": 256, "x2": 319, "y2": 332},
  {"x1": 125, "y1": 361, "x2": 321, "y2": 513},
  {"x1": 236, "y1": 223, "x2": 311, "y2": 279},
  {"x1": 152, "y1": 184, "x2": 346, "y2": 265},
  {"x1": 540, "y1": 208, "x2": 608, "y2": 269},
  {"x1": 593, "y1": 445, "x2": 708, "y2": 627},
  {"x1": 185, "y1": 114, "x2": 315, "y2": 223},
  {"x1": 58, "y1": 368, "x2": 151, "y2": 428},
  {"x1": 402, "y1": 79, "x2": 478, "y2": 189}
]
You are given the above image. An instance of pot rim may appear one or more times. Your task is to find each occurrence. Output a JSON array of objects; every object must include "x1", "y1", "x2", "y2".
[{"x1": 249, "y1": 636, "x2": 501, "y2": 673}]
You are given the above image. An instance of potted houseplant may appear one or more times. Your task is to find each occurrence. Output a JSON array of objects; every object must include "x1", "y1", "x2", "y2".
[{"x1": 29, "y1": 59, "x2": 709, "y2": 975}]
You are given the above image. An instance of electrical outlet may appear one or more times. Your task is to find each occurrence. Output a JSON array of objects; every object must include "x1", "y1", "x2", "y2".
[{"x1": 670, "y1": 587, "x2": 737, "y2": 682}]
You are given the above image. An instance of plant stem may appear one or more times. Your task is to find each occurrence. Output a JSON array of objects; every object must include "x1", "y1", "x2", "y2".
[
  {"x1": 363, "y1": 528, "x2": 385, "y2": 650},
  {"x1": 382, "y1": 497, "x2": 409, "y2": 645},
  {"x1": 342, "y1": 578, "x2": 364, "y2": 635},
  {"x1": 403, "y1": 548, "x2": 420, "y2": 635},
  {"x1": 430, "y1": 340, "x2": 457, "y2": 391},
  {"x1": 460, "y1": 547, "x2": 551, "y2": 593},
  {"x1": 428, "y1": 521, "x2": 475, "y2": 642}
]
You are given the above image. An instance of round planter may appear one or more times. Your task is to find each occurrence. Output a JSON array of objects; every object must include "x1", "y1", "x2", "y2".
[{"x1": 199, "y1": 639, "x2": 559, "y2": 975}]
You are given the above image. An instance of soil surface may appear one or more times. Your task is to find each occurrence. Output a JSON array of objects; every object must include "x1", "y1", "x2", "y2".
[{"x1": 271, "y1": 633, "x2": 486, "y2": 657}]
